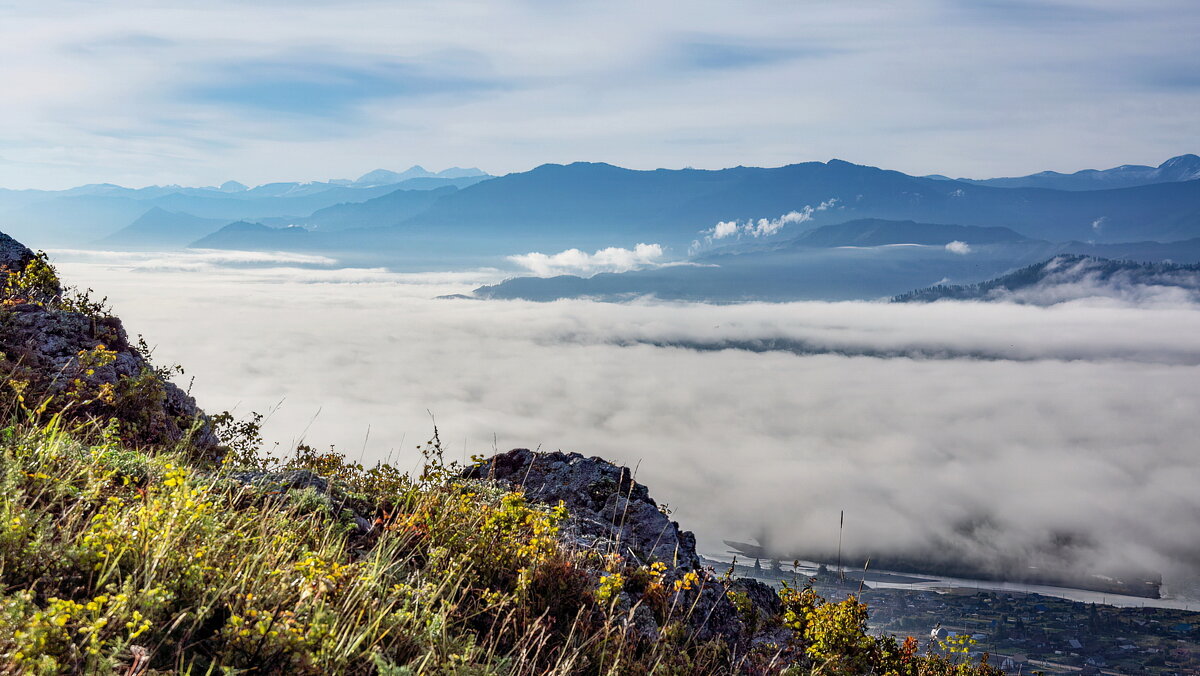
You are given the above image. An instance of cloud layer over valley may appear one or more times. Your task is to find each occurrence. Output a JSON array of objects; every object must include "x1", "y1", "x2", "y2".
[{"x1": 54, "y1": 252, "x2": 1200, "y2": 598}]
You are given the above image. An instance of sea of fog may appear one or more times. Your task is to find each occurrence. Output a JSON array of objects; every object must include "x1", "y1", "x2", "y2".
[{"x1": 50, "y1": 249, "x2": 1200, "y2": 600}]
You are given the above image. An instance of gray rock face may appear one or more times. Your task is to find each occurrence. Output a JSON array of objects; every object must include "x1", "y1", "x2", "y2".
[
  {"x1": 1, "y1": 301, "x2": 218, "y2": 453},
  {"x1": 0, "y1": 230, "x2": 217, "y2": 455},
  {"x1": 464, "y1": 448, "x2": 701, "y2": 571}
]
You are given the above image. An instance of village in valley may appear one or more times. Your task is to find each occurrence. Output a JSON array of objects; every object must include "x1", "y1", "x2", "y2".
[{"x1": 704, "y1": 557, "x2": 1200, "y2": 675}]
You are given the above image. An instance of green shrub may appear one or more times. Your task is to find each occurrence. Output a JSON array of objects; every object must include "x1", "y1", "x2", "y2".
[{"x1": 1, "y1": 253, "x2": 60, "y2": 307}]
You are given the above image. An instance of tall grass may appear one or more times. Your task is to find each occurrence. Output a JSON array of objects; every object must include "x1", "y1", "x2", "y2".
[
  {"x1": 0, "y1": 415, "x2": 740, "y2": 674},
  {"x1": 0, "y1": 413, "x2": 1010, "y2": 674}
]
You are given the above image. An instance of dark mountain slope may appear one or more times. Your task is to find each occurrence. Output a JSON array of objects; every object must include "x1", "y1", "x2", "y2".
[
  {"x1": 893, "y1": 255, "x2": 1200, "y2": 304},
  {"x1": 190, "y1": 221, "x2": 311, "y2": 250},
  {"x1": 296, "y1": 185, "x2": 459, "y2": 232}
]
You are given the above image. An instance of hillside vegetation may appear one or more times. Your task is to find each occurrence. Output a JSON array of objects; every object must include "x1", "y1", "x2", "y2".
[{"x1": 0, "y1": 232, "x2": 1007, "y2": 674}]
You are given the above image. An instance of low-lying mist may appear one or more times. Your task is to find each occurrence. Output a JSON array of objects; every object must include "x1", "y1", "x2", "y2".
[{"x1": 53, "y1": 252, "x2": 1200, "y2": 598}]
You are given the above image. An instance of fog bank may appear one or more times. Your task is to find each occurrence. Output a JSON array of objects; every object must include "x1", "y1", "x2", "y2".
[{"x1": 53, "y1": 253, "x2": 1200, "y2": 597}]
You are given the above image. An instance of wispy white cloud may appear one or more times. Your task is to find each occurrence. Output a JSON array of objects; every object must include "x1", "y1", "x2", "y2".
[
  {"x1": 705, "y1": 209, "x2": 811, "y2": 242},
  {"x1": 508, "y1": 243, "x2": 665, "y2": 277},
  {"x1": 945, "y1": 240, "x2": 972, "y2": 254},
  {"x1": 693, "y1": 202, "x2": 841, "y2": 253}
]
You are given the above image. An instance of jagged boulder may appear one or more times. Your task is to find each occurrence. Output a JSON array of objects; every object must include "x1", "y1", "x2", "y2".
[{"x1": 464, "y1": 448, "x2": 701, "y2": 570}]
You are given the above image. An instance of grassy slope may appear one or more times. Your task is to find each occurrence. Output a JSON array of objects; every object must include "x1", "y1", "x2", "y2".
[{"x1": 0, "y1": 248, "x2": 1006, "y2": 675}]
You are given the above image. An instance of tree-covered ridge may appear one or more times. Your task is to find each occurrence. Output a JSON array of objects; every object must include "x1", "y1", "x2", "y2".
[{"x1": 892, "y1": 255, "x2": 1200, "y2": 304}]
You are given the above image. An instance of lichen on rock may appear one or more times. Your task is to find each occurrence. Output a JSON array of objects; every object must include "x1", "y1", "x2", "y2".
[{"x1": 464, "y1": 448, "x2": 701, "y2": 570}]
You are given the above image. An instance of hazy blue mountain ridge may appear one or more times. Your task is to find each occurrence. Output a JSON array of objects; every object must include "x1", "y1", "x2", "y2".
[
  {"x1": 173, "y1": 160, "x2": 1200, "y2": 273},
  {"x1": 382, "y1": 160, "x2": 1200, "y2": 252},
  {"x1": 287, "y1": 185, "x2": 460, "y2": 232},
  {"x1": 190, "y1": 221, "x2": 311, "y2": 250},
  {"x1": 97, "y1": 207, "x2": 227, "y2": 249},
  {"x1": 951, "y1": 154, "x2": 1200, "y2": 191},
  {"x1": 0, "y1": 174, "x2": 489, "y2": 247},
  {"x1": 5, "y1": 156, "x2": 1200, "y2": 256},
  {"x1": 352, "y1": 166, "x2": 488, "y2": 186}
]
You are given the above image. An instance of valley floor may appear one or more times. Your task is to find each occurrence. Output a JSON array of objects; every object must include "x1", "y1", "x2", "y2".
[{"x1": 704, "y1": 558, "x2": 1200, "y2": 675}]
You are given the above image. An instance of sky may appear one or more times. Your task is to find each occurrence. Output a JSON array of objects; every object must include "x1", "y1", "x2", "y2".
[
  {"x1": 51, "y1": 252, "x2": 1200, "y2": 598},
  {"x1": 2, "y1": 0, "x2": 1199, "y2": 189}
]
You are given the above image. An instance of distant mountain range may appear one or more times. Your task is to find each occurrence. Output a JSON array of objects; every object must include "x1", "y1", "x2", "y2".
[
  {"x1": 893, "y1": 255, "x2": 1200, "y2": 305},
  {"x1": 939, "y1": 154, "x2": 1200, "y2": 191},
  {"x1": 426, "y1": 159, "x2": 1200, "y2": 248},
  {"x1": 4, "y1": 155, "x2": 1200, "y2": 304},
  {"x1": 0, "y1": 167, "x2": 491, "y2": 246},
  {"x1": 238, "y1": 158, "x2": 1200, "y2": 258}
]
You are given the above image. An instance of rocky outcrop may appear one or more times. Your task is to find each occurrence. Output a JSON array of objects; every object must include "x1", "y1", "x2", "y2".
[
  {"x1": 1, "y1": 232, "x2": 42, "y2": 275},
  {"x1": 465, "y1": 448, "x2": 701, "y2": 571},
  {"x1": 465, "y1": 448, "x2": 792, "y2": 655},
  {"x1": 0, "y1": 230, "x2": 217, "y2": 455}
]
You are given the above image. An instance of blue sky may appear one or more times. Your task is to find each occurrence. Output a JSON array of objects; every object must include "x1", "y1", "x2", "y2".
[{"x1": 0, "y1": 0, "x2": 1198, "y2": 189}]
